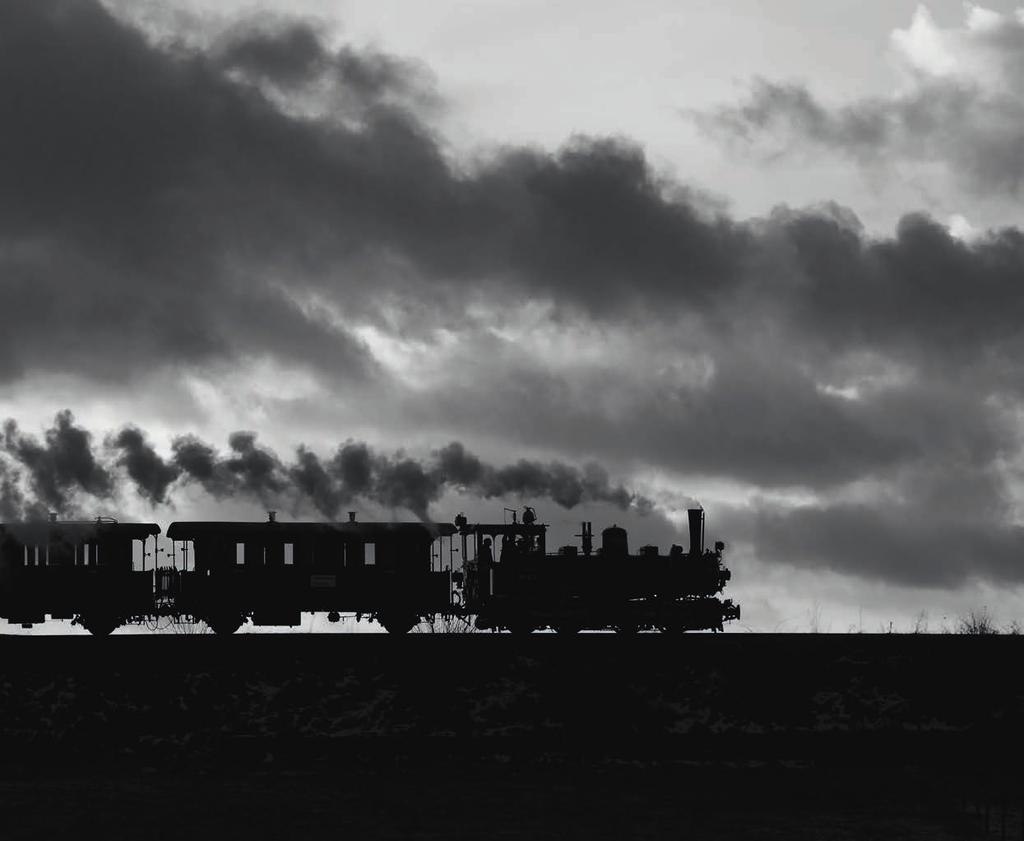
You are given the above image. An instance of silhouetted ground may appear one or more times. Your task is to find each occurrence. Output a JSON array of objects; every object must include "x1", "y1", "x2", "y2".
[{"x1": 0, "y1": 634, "x2": 1019, "y2": 838}]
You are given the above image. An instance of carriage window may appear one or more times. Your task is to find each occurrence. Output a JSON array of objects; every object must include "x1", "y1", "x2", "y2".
[
  {"x1": 132, "y1": 540, "x2": 144, "y2": 570},
  {"x1": 365, "y1": 542, "x2": 375, "y2": 565},
  {"x1": 284, "y1": 543, "x2": 294, "y2": 565},
  {"x1": 82, "y1": 544, "x2": 90, "y2": 565},
  {"x1": 236, "y1": 543, "x2": 245, "y2": 565}
]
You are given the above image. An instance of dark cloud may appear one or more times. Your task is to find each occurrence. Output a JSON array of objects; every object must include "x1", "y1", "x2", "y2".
[
  {"x1": 700, "y1": 79, "x2": 905, "y2": 162},
  {"x1": 1, "y1": 411, "x2": 112, "y2": 515},
  {"x1": 8, "y1": 0, "x2": 1024, "y2": 386},
  {"x1": 0, "y1": 0, "x2": 384, "y2": 384},
  {"x1": 751, "y1": 209, "x2": 1024, "y2": 385},
  {"x1": 0, "y1": 0, "x2": 753, "y2": 392},
  {"x1": 469, "y1": 139, "x2": 747, "y2": 313},
  {"x1": 708, "y1": 447, "x2": 1024, "y2": 589},
  {"x1": 698, "y1": 8, "x2": 1024, "y2": 197},
  {"x1": 212, "y1": 17, "x2": 436, "y2": 112},
  {"x1": 407, "y1": 345, "x2": 1017, "y2": 495},
  {"x1": 214, "y1": 19, "x2": 330, "y2": 88},
  {"x1": 747, "y1": 499, "x2": 1024, "y2": 590}
]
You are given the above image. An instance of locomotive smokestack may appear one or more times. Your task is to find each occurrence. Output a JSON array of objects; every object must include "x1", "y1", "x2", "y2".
[
  {"x1": 49, "y1": 512, "x2": 57, "y2": 523},
  {"x1": 267, "y1": 510, "x2": 277, "y2": 523},
  {"x1": 687, "y1": 508, "x2": 704, "y2": 557},
  {"x1": 348, "y1": 511, "x2": 356, "y2": 522}
]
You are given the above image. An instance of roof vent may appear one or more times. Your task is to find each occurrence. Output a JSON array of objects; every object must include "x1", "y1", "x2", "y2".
[
  {"x1": 268, "y1": 511, "x2": 277, "y2": 523},
  {"x1": 48, "y1": 512, "x2": 58, "y2": 523},
  {"x1": 348, "y1": 511, "x2": 356, "y2": 522}
]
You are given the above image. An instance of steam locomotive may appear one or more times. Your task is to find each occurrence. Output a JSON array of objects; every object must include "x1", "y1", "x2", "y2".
[{"x1": 0, "y1": 508, "x2": 739, "y2": 634}]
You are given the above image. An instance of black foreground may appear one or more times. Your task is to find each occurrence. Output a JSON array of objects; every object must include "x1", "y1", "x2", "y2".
[{"x1": 0, "y1": 634, "x2": 1019, "y2": 840}]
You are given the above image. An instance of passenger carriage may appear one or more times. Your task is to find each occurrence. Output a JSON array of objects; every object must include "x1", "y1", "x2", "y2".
[
  {"x1": 0, "y1": 516, "x2": 159, "y2": 635},
  {"x1": 165, "y1": 514, "x2": 458, "y2": 634}
]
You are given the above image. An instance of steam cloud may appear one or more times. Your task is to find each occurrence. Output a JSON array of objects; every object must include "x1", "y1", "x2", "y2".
[{"x1": 0, "y1": 412, "x2": 653, "y2": 522}]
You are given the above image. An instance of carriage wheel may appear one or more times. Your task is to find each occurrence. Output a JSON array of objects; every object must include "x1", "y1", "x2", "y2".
[
  {"x1": 378, "y1": 611, "x2": 418, "y2": 635},
  {"x1": 508, "y1": 621, "x2": 535, "y2": 636},
  {"x1": 205, "y1": 614, "x2": 243, "y2": 636},
  {"x1": 79, "y1": 614, "x2": 120, "y2": 636}
]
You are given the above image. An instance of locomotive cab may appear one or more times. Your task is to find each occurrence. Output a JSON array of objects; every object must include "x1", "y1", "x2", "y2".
[{"x1": 458, "y1": 519, "x2": 548, "y2": 610}]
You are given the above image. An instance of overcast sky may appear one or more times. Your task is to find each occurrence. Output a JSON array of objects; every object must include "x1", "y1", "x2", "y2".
[{"x1": 5, "y1": 0, "x2": 1024, "y2": 632}]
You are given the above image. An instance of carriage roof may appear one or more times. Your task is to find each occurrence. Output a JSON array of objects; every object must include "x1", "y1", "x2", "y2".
[
  {"x1": 166, "y1": 520, "x2": 457, "y2": 541},
  {"x1": 0, "y1": 521, "x2": 160, "y2": 543}
]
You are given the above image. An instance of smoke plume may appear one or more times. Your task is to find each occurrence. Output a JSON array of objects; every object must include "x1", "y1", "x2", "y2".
[
  {"x1": 436, "y1": 442, "x2": 639, "y2": 510},
  {"x1": 2, "y1": 410, "x2": 113, "y2": 515},
  {"x1": 109, "y1": 426, "x2": 180, "y2": 505},
  {"x1": 0, "y1": 412, "x2": 654, "y2": 522}
]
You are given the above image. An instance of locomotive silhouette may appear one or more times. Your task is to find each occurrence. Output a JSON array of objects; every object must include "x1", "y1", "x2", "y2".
[{"x1": 0, "y1": 507, "x2": 739, "y2": 634}]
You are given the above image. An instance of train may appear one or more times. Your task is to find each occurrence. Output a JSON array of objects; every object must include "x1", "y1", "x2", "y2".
[{"x1": 0, "y1": 507, "x2": 740, "y2": 634}]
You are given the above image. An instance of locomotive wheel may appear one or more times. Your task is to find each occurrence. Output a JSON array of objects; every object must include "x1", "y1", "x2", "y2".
[
  {"x1": 79, "y1": 614, "x2": 119, "y2": 636},
  {"x1": 378, "y1": 612, "x2": 417, "y2": 635},
  {"x1": 508, "y1": 621, "x2": 534, "y2": 635},
  {"x1": 659, "y1": 624, "x2": 686, "y2": 635},
  {"x1": 205, "y1": 614, "x2": 243, "y2": 636}
]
